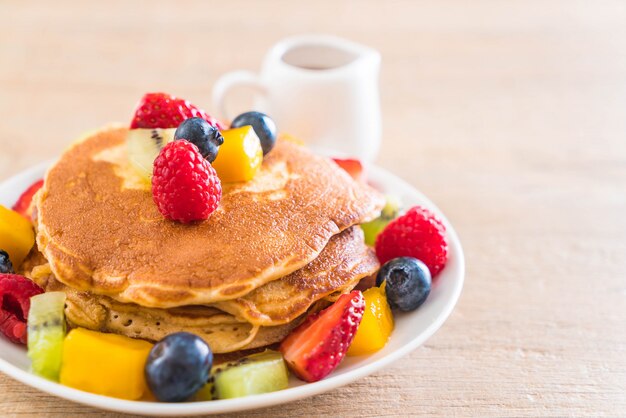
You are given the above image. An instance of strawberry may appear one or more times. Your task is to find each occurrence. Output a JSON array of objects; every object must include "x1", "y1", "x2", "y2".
[
  {"x1": 280, "y1": 290, "x2": 365, "y2": 382},
  {"x1": 332, "y1": 158, "x2": 365, "y2": 182},
  {"x1": 130, "y1": 92, "x2": 225, "y2": 130},
  {"x1": 12, "y1": 179, "x2": 43, "y2": 220}
]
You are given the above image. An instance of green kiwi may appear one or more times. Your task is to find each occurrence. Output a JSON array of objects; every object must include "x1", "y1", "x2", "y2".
[
  {"x1": 127, "y1": 128, "x2": 176, "y2": 180},
  {"x1": 27, "y1": 292, "x2": 66, "y2": 381},
  {"x1": 361, "y1": 195, "x2": 400, "y2": 246},
  {"x1": 195, "y1": 350, "x2": 289, "y2": 400}
]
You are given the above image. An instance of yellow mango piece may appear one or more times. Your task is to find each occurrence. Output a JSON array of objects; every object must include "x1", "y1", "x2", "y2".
[
  {"x1": 0, "y1": 204, "x2": 35, "y2": 268},
  {"x1": 212, "y1": 126, "x2": 263, "y2": 183},
  {"x1": 347, "y1": 285, "x2": 394, "y2": 356},
  {"x1": 60, "y1": 328, "x2": 153, "y2": 400}
]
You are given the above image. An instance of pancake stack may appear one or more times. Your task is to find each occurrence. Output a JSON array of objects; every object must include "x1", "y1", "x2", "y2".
[{"x1": 22, "y1": 126, "x2": 384, "y2": 353}]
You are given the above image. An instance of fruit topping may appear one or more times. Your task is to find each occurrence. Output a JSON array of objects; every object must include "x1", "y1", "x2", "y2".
[
  {"x1": 60, "y1": 328, "x2": 153, "y2": 400},
  {"x1": 0, "y1": 274, "x2": 43, "y2": 344},
  {"x1": 280, "y1": 290, "x2": 364, "y2": 383},
  {"x1": 152, "y1": 140, "x2": 222, "y2": 223},
  {"x1": 211, "y1": 126, "x2": 263, "y2": 183},
  {"x1": 0, "y1": 250, "x2": 14, "y2": 274},
  {"x1": 208, "y1": 350, "x2": 289, "y2": 400},
  {"x1": 127, "y1": 93, "x2": 225, "y2": 180},
  {"x1": 0, "y1": 204, "x2": 35, "y2": 269},
  {"x1": 347, "y1": 285, "x2": 394, "y2": 356},
  {"x1": 376, "y1": 257, "x2": 432, "y2": 312},
  {"x1": 130, "y1": 92, "x2": 225, "y2": 130},
  {"x1": 193, "y1": 350, "x2": 288, "y2": 401},
  {"x1": 127, "y1": 128, "x2": 176, "y2": 181},
  {"x1": 332, "y1": 158, "x2": 365, "y2": 182},
  {"x1": 145, "y1": 332, "x2": 213, "y2": 402},
  {"x1": 27, "y1": 292, "x2": 66, "y2": 380},
  {"x1": 231, "y1": 111, "x2": 277, "y2": 156},
  {"x1": 361, "y1": 195, "x2": 400, "y2": 246},
  {"x1": 174, "y1": 117, "x2": 224, "y2": 163},
  {"x1": 12, "y1": 179, "x2": 43, "y2": 220},
  {"x1": 375, "y1": 205, "x2": 449, "y2": 277}
]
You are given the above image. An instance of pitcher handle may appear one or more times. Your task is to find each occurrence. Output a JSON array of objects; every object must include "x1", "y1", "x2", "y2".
[{"x1": 212, "y1": 70, "x2": 267, "y2": 122}]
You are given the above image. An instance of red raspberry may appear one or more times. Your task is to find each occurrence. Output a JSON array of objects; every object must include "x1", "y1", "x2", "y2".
[
  {"x1": 0, "y1": 274, "x2": 44, "y2": 345},
  {"x1": 130, "y1": 92, "x2": 226, "y2": 130},
  {"x1": 375, "y1": 205, "x2": 449, "y2": 277},
  {"x1": 152, "y1": 140, "x2": 222, "y2": 223}
]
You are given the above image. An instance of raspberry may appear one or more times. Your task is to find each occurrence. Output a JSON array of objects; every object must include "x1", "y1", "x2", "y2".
[
  {"x1": 375, "y1": 206, "x2": 449, "y2": 277},
  {"x1": 0, "y1": 274, "x2": 44, "y2": 344},
  {"x1": 130, "y1": 92, "x2": 225, "y2": 130},
  {"x1": 152, "y1": 140, "x2": 222, "y2": 223}
]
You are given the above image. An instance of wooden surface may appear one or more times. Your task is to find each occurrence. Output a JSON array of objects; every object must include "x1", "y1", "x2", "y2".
[{"x1": 1, "y1": 1, "x2": 626, "y2": 416}]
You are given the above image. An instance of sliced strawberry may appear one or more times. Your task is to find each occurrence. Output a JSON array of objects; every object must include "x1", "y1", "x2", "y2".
[
  {"x1": 130, "y1": 92, "x2": 226, "y2": 130},
  {"x1": 332, "y1": 158, "x2": 365, "y2": 182},
  {"x1": 0, "y1": 274, "x2": 44, "y2": 344},
  {"x1": 280, "y1": 290, "x2": 364, "y2": 382},
  {"x1": 12, "y1": 179, "x2": 43, "y2": 220}
]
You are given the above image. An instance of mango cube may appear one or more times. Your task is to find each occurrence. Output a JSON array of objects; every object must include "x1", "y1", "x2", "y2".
[
  {"x1": 347, "y1": 285, "x2": 394, "y2": 356},
  {"x1": 60, "y1": 328, "x2": 153, "y2": 400},
  {"x1": 0, "y1": 204, "x2": 35, "y2": 268},
  {"x1": 212, "y1": 126, "x2": 263, "y2": 183}
]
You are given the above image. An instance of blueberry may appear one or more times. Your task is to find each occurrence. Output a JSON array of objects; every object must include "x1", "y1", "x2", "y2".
[
  {"x1": 145, "y1": 332, "x2": 213, "y2": 402},
  {"x1": 174, "y1": 117, "x2": 224, "y2": 162},
  {"x1": 376, "y1": 257, "x2": 431, "y2": 312},
  {"x1": 0, "y1": 250, "x2": 13, "y2": 274},
  {"x1": 231, "y1": 111, "x2": 277, "y2": 156}
]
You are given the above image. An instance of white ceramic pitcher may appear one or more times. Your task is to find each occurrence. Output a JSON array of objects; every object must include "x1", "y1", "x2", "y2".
[{"x1": 212, "y1": 35, "x2": 382, "y2": 161}]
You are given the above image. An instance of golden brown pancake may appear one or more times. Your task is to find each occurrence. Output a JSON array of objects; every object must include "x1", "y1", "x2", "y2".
[
  {"x1": 27, "y1": 226, "x2": 376, "y2": 327},
  {"x1": 214, "y1": 226, "x2": 378, "y2": 326},
  {"x1": 21, "y1": 228, "x2": 375, "y2": 352},
  {"x1": 36, "y1": 126, "x2": 384, "y2": 308},
  {"x1": 23, "y1": 254, "x2": 338, "y2": 354}
]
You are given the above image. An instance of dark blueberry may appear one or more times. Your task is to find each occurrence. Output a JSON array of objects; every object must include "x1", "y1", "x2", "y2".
[
  {"x1": 376, "y1": 257, "x2": 431, "y2": 312},
  {"x1": 0, "y1": 250, "x2": 14, "y2": 274},
  {"x1": 174, "y1": 117, "x2": 224, "y2": 162},
  {"x1": 231, "y1": 111, "x2": 277, "y2": 156},
  {"x1": 145, "y1": 332, "x2": 213, "y2": 402}
]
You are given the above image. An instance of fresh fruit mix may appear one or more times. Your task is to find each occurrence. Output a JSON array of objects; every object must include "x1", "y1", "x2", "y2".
[{"x1": 0, "y1": 92, "x2": 450, "y2": 402}]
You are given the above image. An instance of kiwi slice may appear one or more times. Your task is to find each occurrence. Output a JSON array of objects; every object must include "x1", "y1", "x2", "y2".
[
  {"x1": 27, "y1": 292, "x2": 66, "y2": 381},
  {"x1": 196, "y1": 350, "x2": 289, "y2": 400},
  {"x1": 361, "y1": 195, "x2": 400, "y2": 246},
  {"x1": 127, "y1": 128, "x2": 176, "y2": 180}
]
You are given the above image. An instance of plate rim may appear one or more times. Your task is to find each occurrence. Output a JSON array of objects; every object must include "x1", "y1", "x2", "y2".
[{"x1": 0, "y1": 161, "x2": 465, "y2": 416}]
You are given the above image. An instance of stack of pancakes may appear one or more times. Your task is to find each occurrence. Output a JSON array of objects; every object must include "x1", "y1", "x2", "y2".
[{"x1": 22, "y1": 127, "x2": 384, "y2": 353}]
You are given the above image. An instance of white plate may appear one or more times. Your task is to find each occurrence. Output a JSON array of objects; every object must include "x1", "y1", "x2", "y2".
[{"x1": 0, "y1": 161, "x2": 465, "y2": 416}]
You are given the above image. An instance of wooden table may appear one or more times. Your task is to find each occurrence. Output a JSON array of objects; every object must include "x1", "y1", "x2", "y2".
[{"x1": 1, "y1": 1, "x2": 625, "y2": 416}]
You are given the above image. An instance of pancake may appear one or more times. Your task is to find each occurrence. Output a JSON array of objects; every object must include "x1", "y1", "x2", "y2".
[
  {"x1": 23, "y1": 255, "x2": 335, "y2": 354},
  {"x1": 22, "y1": 256, "x2": 294, "y2": 353},
  {"x1": 24, "y1": 226, "x2": 376, "y2": 325},
  {"x1": 36, "y1": 126, "x2": 384, "y2": 308},
  {"x1": 214, "y1": 226, "x2": 378, "y2": 326},
  {"x1": 21, "y1": 225, "x2": 377, "y2": 352}
]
